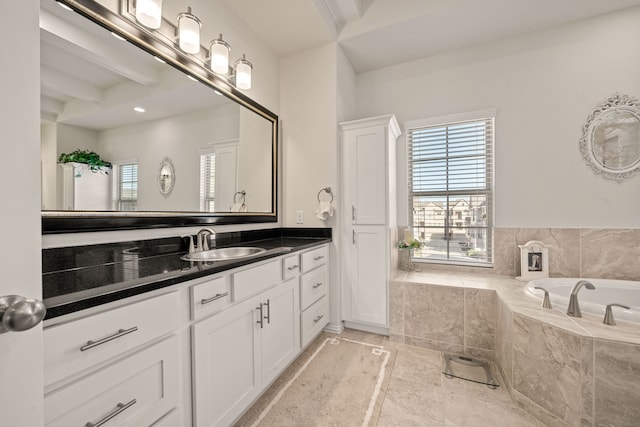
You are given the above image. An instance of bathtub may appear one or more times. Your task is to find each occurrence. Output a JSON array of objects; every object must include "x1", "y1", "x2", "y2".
[{"x1": 526, "y1": 278, "x2": 640, "y2": 323}]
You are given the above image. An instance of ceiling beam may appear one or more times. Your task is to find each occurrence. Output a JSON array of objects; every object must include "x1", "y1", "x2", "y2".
[
  {"x1": 40, "y1": 8, "x2": 159, "y2": 87},
  {"x1": 41, "y1": 66, "x2": 103, "y2": 103}
]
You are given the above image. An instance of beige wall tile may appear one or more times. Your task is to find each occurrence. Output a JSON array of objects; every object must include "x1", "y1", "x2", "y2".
[
  {"x1": 389, "y1": 279, "x2": 405, "y2": 336},
  {"x1": 580, "y1": 229, "x2": 640, "y2": 280},
  {"x1": 404, "y1": 283, "x2": 464, "y2": 345},
  {"x1": 512, "y1": 314, "x2": 582, "y2": 426},
  {"x1": 496, "y1": 298, "x2": 513, "y2": 391},
  {"x1": 594, "y1": 340, "x2": 640, "y2": 426},
  {"x1": 494, "y1": 227, "x2": 516, "y2": 276},
  {"x1": 580, "y1": 338, "x2": 594, "y2": 427},
  {"x1": 465, "y1": 288, "x2": 497, "y2": 350},
  {"x1": 514, "y1": 228, "x2": 581, "y2": 278}
]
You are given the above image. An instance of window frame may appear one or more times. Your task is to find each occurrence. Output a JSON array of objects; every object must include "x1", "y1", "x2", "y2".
[
  {"x1": 405, "y1": 109, "x2": 496, "y2": 267},
  {"x1": 112, "y1": 159, "x2": 139, "y2": 212}
]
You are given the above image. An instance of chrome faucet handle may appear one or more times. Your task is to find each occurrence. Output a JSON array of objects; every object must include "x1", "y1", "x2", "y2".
[
  {"x1": 181, "y1": 235, "x2": 195, "y2": 254},
  {"x1": 534, "y1": 286, "x2": 552, "y2": 309},
  {"x1": 603, "y1": 303, "x2": 630, "y2": 326}
]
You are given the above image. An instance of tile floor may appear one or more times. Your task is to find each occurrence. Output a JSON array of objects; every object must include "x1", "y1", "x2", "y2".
[{"x1": 239, "y1": 328, "x2": 545, "y2": 426}]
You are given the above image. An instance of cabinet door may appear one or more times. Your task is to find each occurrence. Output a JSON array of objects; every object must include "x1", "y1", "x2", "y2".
[
  {"x1": 345, "y1": 126, "x2": 387, "y2": 225},
  {"x1": 260, "y1": 279, "x2": 300, "y2": 386},
  {"x1": 350, "y1": 226, "x2": 388, "y2": 326},
  {"x1": 192, "y1": 296, "x2": 262, "y2": 427}
]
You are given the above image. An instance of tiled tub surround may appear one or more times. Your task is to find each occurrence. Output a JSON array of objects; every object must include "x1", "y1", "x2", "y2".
[
  {"x1": 406, "y1": 227, "x2": 640, "y2": 280},
  {"x1": 42, "y1": 227, "x2": 331, "y2": 320},
  {"x1": 391, "y1": 271, "x2": 640, "y2": 427}
]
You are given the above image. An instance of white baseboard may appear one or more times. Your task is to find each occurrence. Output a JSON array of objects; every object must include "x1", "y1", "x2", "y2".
[{"x1": 343, "y1": 321, "x2": 389, "y2": 336}]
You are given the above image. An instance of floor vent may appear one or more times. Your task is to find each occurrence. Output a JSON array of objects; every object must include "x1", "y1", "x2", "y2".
[{"x1": 442, "y1": 353, "x2": 499, "y2": 389}]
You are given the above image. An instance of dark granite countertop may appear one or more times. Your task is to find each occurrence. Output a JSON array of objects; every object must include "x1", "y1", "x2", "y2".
[{"x1": 43, "y1": 228, "x2": 331, "y2": 320}]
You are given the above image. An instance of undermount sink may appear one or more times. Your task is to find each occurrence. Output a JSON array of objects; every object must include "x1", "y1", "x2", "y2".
[{"x1": 181, "y1": 246, "x2": 267, "y2": 262}]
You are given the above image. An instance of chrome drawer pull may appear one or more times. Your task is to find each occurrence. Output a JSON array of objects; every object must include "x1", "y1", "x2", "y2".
[
  {"x1": 201, "y1": 292, "x2": 229, "y2": 305},
  {"x1": 85, "y1": 398, "x2": 136, "y2": 427},
  {"x1": 264, "y1": 299, "x2": 271, "y2": 324},
  {"x1": 287, "y1": 264, "x2": 300, "y2": 271},
  {"x1": 256, "y1": 303, "x2": 264, "y2": 328},
  {"x1": 313, "y1": 314, "x2": 324, "y2": 323},
  {"x1": 312, "y1": 282, "x2": 323, "y2": 289},
  {"x1": 313, "y1": 255, "x2": 325, "y2": 261},
  {"x1": 80, "y1": 326, "x2": 139, "y2": 352}
]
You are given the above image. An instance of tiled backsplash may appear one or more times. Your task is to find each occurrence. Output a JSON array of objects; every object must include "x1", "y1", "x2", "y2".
[{"x1": 401, "y1": 227, "x2": 640, "y2": 280}]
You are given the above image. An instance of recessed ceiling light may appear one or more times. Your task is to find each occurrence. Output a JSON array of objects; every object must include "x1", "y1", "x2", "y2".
[
  {"x1": 111, "y1": 32, "x2": 126, "y2": 41},
  {"x1": 187, "y1": 75, "x2": 198, "y2": 82},
  {"x1": 134, "y1": 106, "x2": 146, "y2": 113},
  {"x1": 154, "y1": 56, "x2": 166, "y2": 64},
  {"x1": 56, "y1": 2, "x2": 73, "y2": 12},
  {"x1": 214, "y1": 90, "x2": 222, "y2": 96}
]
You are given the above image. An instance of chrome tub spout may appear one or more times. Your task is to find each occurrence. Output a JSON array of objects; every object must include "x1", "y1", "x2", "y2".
[{"x1": 566, "y1": 280, "x2": 595, "y2": 318}]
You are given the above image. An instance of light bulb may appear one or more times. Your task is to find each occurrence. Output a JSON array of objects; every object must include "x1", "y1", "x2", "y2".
[
  {"x1": 209, "y1": 34, "x2": 231, "y2": 75},
  {"x1": 177, "y1": 7, "x2": 201, "y2": 54},
  {"x1": 235, "y1": 54, "x2": 252, "y2": 90},
  {"x1": 135, "y1": 0, "x2": 163, "y2": 29}
]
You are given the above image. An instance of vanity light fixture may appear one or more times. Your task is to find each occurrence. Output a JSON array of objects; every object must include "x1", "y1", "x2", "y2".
[
  {"x1": 209, "y1": 34, "x2": 231, "y2": 75},
  {"x1": 177, "y1": 7, "x2": 201, "y2": 54},
  {"x1": 124, "y1": 0, "x2": 254, "y2": 90},
  {"x1": 234, "y1": 54, "x2": 253, "y2": 90},
  {"x1": 135, "y1": 0, "x2": 163, "y2": 29}
]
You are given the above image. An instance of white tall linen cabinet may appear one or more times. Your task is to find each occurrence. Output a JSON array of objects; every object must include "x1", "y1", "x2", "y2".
[{"x1": 340, "y1": 114, "x2": 401, "y2": 335}]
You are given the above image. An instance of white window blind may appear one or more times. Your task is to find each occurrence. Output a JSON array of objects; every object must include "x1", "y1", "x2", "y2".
[
  {"x1": 200, "y1": 152, "x2": 216, "y2": 212},
  {"x1": 407, "y1": 115, "x2": 494, "y2": 265},
  {"x1": 113, "y1": 163, "x2": 138, "y2": 211}
]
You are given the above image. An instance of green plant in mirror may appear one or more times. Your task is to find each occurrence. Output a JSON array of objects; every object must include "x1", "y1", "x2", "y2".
[{"x1": 58, "y1": 149, "x2": 112, "y2": 173}]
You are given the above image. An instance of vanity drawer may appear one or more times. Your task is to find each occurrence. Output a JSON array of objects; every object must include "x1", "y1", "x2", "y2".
[
  {"x1": 233, "y1": 260, "x2": 282, "y2": 301},
  {"x1": 44, "y1": 292, "x2": 180, "y2": 387},
  {"x1": 191, "y1": 276, "x2": 231, "y2": 320},
  {"x1": 301, "y1": 246, "x2": 328, "y2": 273},
  {"x1": 300, "y1": 266, "x2": 327, "y2": 311},
  {"x1": 301, "y1": 296, "x2": 329, "y2": 347},
  {"x1": 45, "y1": 334, "x2": 180, "y2": 427},
  {"x1": 282, "y1": 254, "x2": 301, "y2": 281}
]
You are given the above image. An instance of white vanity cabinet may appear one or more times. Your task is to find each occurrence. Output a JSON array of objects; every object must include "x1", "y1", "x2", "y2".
[
  {"x1": 340, "y1": 115, "x2": 400, "y2": 334},
  {"x1": 43, "y1": 292, "x2": 181, "y2": 427},
  {"x1": 299, "y1": 246, "x2": 329, "y2": 347},
  {"x1": 192, "y1": 259, "x2": 301, "y2": 427}
]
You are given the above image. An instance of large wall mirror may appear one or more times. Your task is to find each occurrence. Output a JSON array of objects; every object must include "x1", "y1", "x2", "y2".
[{"x1": 41, "y1": 0, "x2": 278, "y2": 233}]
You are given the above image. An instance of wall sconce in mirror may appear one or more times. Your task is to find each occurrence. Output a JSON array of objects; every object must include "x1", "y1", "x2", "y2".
[
  {"x1": 580, "y1": 93, "x2": 640, "y2": 182},
  {"x1": 158, "y1": 157, "x2": 175, "y2": 197},
  {"x1": 125, "y1": 0, "x2": 252, "y2": 89}
]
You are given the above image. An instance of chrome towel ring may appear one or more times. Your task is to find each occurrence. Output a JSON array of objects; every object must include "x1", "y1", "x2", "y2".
[{"x1": 317, "y1": 187, "x2": 333, "y2": 203}]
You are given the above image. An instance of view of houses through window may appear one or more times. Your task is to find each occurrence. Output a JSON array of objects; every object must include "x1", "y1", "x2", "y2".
[{"x1": 407, "y1": 114, "x2": 494, "y2": 265}]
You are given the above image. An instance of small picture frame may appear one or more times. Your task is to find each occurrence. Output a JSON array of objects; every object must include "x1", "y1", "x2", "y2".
[{"x1": 516, "y1": 240, "x2": 551, "y2": 281}]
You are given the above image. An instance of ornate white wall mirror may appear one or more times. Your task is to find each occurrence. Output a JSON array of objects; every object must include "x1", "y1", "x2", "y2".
[
  {"x1": 579, "y1": 93, "x2": 640, "y2": 181},
  {"x1": 158, "y1": 157, "x2": 175, "y2": 197}
]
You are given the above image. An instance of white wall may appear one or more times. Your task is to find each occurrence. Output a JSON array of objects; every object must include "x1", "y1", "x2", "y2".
[
  {"x1": 356, "y1": 7, "x2": 640, "y2": 228},
  {"x1": 99, "y1": 104, "x2": 240, "y2": 212},
  {"x1": 280, "y1": 43, "x2": 339, "y2": 228}
]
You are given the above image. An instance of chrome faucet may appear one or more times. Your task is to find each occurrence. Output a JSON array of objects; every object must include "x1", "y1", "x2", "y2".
[
  {"x1": 196, "y1": 228, "x2": 216, "y2": 252},
  {"x1": 566, "y1": 280, "x2": 595, "y2": 317}
]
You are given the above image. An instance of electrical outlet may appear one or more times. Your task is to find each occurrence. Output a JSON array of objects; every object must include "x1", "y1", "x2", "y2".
[{"x1": 295, "y1": 210, "x2": 304, "y2": 224}]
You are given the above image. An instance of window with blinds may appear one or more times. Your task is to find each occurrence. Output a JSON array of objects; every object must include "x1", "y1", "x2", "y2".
[
  {"x1": 407, "y1": 115, "x2": 494, "y2": 265},
  {"x1": 113, "y1": 163, "x2": 138, "y2": 211},
  {"x1": 200, "y1": 152, "x2": 216, "y2": 212}
]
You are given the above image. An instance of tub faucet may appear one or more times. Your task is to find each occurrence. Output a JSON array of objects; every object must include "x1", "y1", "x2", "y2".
[
  {"x1": 196, "y1": 228, "x2": 216, "y2": 252},
  {"x1": 566, "y1": 280, "x2": 595, "y2": 318}
]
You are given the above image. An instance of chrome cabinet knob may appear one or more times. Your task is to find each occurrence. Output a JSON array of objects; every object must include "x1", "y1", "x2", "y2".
[{"x1": 0, "y1": 295, "x2": 46, "y2": 333}]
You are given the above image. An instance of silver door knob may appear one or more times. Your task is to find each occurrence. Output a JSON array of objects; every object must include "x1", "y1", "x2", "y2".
[{"x1": 0, "y1": 295, "x2": 46, "y2": 333}]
